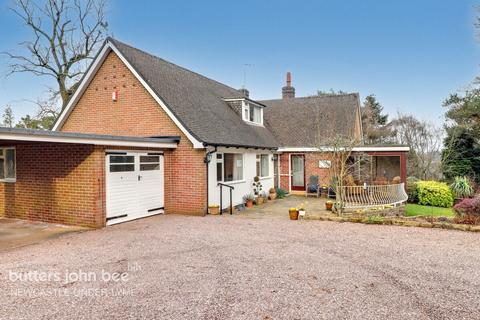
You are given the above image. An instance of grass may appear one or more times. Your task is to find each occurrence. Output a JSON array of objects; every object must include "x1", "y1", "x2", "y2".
[{"x1": 405, "y1": 204, "x2": 454, "y2": 217}]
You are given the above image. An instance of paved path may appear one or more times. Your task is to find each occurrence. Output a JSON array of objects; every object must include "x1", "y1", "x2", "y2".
[{"x1": 1, "y1": 208, "x2": 479, "y2": 319}]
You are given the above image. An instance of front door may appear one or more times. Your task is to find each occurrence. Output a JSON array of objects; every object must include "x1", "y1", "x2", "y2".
[{"x1": 291, "y1": 154, "x2": 305, "y2": 191}]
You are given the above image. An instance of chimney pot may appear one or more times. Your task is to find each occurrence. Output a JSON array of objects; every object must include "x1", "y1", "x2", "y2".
[{"x1": 282, "y1": 72, "x2": 295, "y2": 99}]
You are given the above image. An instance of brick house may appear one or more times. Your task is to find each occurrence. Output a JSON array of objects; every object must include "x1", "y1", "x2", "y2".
[{"x1": 0, "y1": 38, "x2": 408, "y2": 228}]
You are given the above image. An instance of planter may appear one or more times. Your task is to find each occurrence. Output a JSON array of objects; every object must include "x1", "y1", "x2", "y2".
[
  {"x1": 325, "y1": 202, "x2": 333, "y2": 211},
  {"x1": 256, "y1": 196, "x2": 265, "y2": 205},
  {"x1": 269, "y1": 192, "x2": 277, "y2": 200},
  {"x1": 209, "y1": 206, "x2": 220, "y2": 215},
  {"x1": 245, "y1": 200, "x2": 254, "y2": 208},
  {"x1": 289, "y1": 209, "x2": 299, "y2": 220}
]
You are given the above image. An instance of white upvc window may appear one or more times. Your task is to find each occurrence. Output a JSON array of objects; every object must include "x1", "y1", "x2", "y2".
[
  {"x1": 242, "y1": 101, "x2": 263, "y2": 125},
  {"x1": 256, "y1": 154, "x2": 270, "y2": 177},
  {"x1": 216, "y1": 153, "x2": 244, "y2": 182},
  {"x1": 0, "y1": 148, "x2": 16, "y2": 182}
]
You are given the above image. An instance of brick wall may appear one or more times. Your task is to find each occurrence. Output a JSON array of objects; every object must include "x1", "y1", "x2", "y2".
[
  {"x1": 59, "y1": 51, "x2": 206, "y2": 216},
  {"x1": 0, "y1": 143, "x2": 104, "y2": 228}
]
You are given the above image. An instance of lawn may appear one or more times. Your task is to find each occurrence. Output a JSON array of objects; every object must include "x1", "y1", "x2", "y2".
[{"x1": 405, "y1": 204, "x2": 454, "y2": 217}]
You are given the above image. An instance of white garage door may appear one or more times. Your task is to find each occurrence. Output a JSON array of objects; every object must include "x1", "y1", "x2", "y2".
[{"x1": 106, "y1": 151, "x2": 164, "y2": 225}]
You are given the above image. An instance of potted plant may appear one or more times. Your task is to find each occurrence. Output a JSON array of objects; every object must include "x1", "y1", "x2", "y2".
[
  {"x1": 298, "y1": 204, "x2": 306, "y2": 217},
  {"x1": 252, "y1": 176, "x2": 263, "y2": 204},
  {"x1": 268, "y1": 187, "x2": 277, "y2": 200},
  {"x1": 243, "y1": 193, "x2": 255, "y2": 208},
  {"x1": 325, "y1": 200, "x2": 333, "y2": 211},
  {"x1": 289, "y1": 207, "x2": 299, "y2": 220},
  {"x1": 256, "y1": 191, "x2": 266, "y2": 205},
  {"x1": 209, "y1": 204, "x2": 220, "y2": 215}
]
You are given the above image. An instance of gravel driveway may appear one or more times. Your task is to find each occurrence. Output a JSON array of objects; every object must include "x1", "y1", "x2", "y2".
[{"x1": 1, "y1": 214, "x2": 479, "y2": 320}]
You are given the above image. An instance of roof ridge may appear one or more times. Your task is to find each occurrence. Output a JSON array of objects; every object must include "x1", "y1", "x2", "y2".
[
  {"x1": 260, "y1": 92, "x2": 359, "y2": 102},
  {"x1": 107, "y1": 37, "x2": 244, "y2": 97}
]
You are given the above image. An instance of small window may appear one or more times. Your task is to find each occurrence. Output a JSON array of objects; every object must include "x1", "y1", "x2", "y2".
[
  {"x1": 256, "y1": 154, "x2": 269, "y2": 177},
  {"x1": 223, "y1": 153, "x2": 243, "y2": 182},
  {"x1": 140, "y1": 155, "x2": 160, "y2": 171},
  {"x1": 0, "y1": 148, "x2": 15, "y2": 181},
  {"x1": 249, "y1": 105, "x2": 262, "y2": 123},
  {"x1": 110, "y1": 155, "x2": 135, "y2": 173}
]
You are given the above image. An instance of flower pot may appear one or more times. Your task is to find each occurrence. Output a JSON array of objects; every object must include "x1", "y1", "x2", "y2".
[
  {"x1": 325, "y1": 202, "x2": 333, "y2": 211},
  {"x1": 256, "y1": 196, "x2": 265, "y2": 205},
  {"x1": 269, "y1": 193, "x2": 277, "y2": 200},
  {"x1": 289, "y1": 209, "x2": 299, "y2": 220},
  {"x1": 245, "y1": 200, "x2": 254, "y2": 208},
  {"x1": 209, "y1": 206, "x2": 220, "y2": 215}
]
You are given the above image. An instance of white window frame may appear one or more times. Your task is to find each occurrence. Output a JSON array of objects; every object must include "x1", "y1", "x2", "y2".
[
  {"x1": 217, "y1": 152, "x2": 244, "y2": 183},
  {"x1": 0, "y1": 147, "x2": 16, "y2": 182},
  {"x1": 256, "y1": 154, "x2": 270, "y2": 178},
  {"x1": 242, "y1": 101, "x2": 264, "y2": 126}
]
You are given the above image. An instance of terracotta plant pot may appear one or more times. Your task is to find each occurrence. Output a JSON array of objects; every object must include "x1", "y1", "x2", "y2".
[
  {"x1": 269, "y1": 192, "x2": 277, "y2": 200},
  {"x1": 256, "y1": 196, "x2": 265, "y2": 205},
  {"x1": 209, "y1": 206, "x2": 220, "y2": 215},
  {"x1": 325, "y1": 202, "x2": 333, "y2": 211},
  {"x1": 289, "y1": 209, "x2": 299, "y2": 220},
  {"x1": 245, "y1": 200, "x2": 254, "y2": 208}
]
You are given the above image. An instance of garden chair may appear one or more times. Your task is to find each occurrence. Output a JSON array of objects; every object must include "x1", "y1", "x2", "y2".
[{"x1": 306, "y1": 175, "x2": 320, "y2": 198}]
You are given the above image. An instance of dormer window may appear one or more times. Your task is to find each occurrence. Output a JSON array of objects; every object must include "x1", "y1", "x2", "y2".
[{"x1": 242, "y1": 100, "x2": 263, "y2": 125}]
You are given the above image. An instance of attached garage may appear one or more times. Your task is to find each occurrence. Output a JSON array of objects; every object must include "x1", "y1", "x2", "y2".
[
  {"x1": 0, "y1": 128, "x2": 179, "y2": 228},
  {"x1": 106, "y1": 151, "x2": 165, "y2": 225}
]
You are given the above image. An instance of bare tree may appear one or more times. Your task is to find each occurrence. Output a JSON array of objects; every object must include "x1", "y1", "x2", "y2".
[
  {"x1": 390, "y1": 113, "x2": 442, "y2": 180},
  {"x1": 3, "y1": 0, "x2": 108, "y2": 115}
]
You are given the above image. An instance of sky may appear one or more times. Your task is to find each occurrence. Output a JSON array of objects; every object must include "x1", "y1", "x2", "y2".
[{"x1": 0, "y1": 0, "x2": 479, "y2": 125}]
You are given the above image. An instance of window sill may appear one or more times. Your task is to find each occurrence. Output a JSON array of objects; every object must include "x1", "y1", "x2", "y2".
[
  {"x1": 0, "y1": 179, "x2": 16, "y2": 183},
  {"x1": 221, "y1": 180, "x2": 246, "y2": 185},
  {"x1": 259, "y1": 176, "x2": 272, "y2": 180},
  {"x1": 243, "y1": 120, "x2": 264, "y2": 127}
]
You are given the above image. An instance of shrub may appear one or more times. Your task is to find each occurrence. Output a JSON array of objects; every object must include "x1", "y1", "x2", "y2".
[
  {"x1": 450, "y1": 176, "x2": 474, "y2": 199},
  {"x1": 453, "y1": 197, "x2": 480, "y2": 224},
  {"x1": 416, "y1": 181, "x2": 454, "y2": 208},
  {"x1": 407, "y1": 177, "x2": 419, "y2": 203},
  {"x1": 276, "y1": 188, "x2": 287, "y2": 199}
]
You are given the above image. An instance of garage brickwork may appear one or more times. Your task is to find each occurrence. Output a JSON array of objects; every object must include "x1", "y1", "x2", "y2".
[
  {"x1": 0, "y1": 143, "x2": 105, "y2": 228},
  {"x1": 59, "y1": 52, "x2": 207, "y2": 216}
]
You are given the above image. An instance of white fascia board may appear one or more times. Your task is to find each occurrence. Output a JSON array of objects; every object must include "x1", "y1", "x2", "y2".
[
  {"x1": 278, "y1": 146, "x2": 410, "y2": 152},
  {"x1": 0, "y1": 133, "x2": 178, "y2": 149},
  {"x1": 53, "y1": 41, "x2": 204, "y2": 149}
]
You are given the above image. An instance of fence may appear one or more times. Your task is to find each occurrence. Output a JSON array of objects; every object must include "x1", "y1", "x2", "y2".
[{"x1": 337, "y1": 183, "x2": 408, "y2": 210}]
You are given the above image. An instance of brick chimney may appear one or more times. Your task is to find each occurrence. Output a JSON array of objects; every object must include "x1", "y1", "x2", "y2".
[{"x1": 282, "y1": 72, "x2": 295, "y2": 99}]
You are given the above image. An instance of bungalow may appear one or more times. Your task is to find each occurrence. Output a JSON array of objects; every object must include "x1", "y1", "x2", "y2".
[{"x1": 0, "y1": 38, "x2": 408, "y2": 228}]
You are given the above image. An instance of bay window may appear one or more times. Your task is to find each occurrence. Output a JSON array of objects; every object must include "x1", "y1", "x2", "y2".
[{"x1": 0, "y1": 148, "x2": 16, "y2": 181}]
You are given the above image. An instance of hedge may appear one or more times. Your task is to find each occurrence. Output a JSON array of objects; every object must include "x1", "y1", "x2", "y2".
[{"x1": 416, "y1": 181, "x2": 454, "y2": 208}]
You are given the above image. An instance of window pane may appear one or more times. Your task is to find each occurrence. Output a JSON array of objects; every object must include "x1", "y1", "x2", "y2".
[
  {"x1": 110, "y1": 156, "x2": 134, "y2": 164},
  {"x1": 224, "y1": 153, "x2": 243, "y2": 182},
  {"x1": 110, "y1": 164, "x2": 134, "y2": 172},
  {"x1": 249, "y1": 106, "x2": 261, "y2": 123},
  {"x1": 249, "y1": 105, "x2": 254, "y2": 122},
  {"x1": 256, "y1": 161, "x2": 260, "y2": 177},
  {"x1": 216, "y1": 154, "x2": 222, "y2": 160},
  {"x1": 0, "y1": 158, "x2": 4, "y2": 179},
  {"x1": 140, "y1": 156, "x2": 160, "y2": 163},
  {"x1": 216, "y1": 162, "x2": 222, "y2": 182},
  {"x1": 261, "y1": 155, "x2": 269, "y2": 177},
  {"x1": 140, "y1": 164, "x2": 160, "y2": 171},
  {"x1": 5, "y1": 149, "x2": 15, "y2": 179}
]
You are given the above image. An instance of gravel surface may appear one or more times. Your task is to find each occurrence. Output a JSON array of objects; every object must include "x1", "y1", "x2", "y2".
[{"x1": 1, "y1": 214, "x2": 480, "y2": 320}]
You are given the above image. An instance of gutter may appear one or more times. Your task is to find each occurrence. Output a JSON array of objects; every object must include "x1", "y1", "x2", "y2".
[{"x1": 203, "y1": 142, "x2": 278, "y2": 151}]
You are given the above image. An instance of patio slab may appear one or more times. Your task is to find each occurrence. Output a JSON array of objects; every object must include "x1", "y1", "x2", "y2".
[
  {"x1": 0, "y1": 218, "x2": 88, "y2": 252},
  {"x1": 238, "y1": 194, "x2": 331, "y2": 219}
]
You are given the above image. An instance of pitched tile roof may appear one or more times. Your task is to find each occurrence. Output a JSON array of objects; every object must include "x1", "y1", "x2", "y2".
[
  {"x1": 109, "y1": 38, "x2": 279, "y2": 149},
  {"x1": 261, "y1": 94, "x2": 361, "y2": 147}
]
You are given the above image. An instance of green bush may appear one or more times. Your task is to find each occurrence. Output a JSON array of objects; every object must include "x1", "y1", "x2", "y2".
[
  {"x1": 416, "y1": 181, "x2": 454, "y2": 208},
  {"x1": 275, "y1": 188, "x2": 287, "y2": 199},
  {"x1": 407, "y1": 176, "x2": 419, "y2": 203}
]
